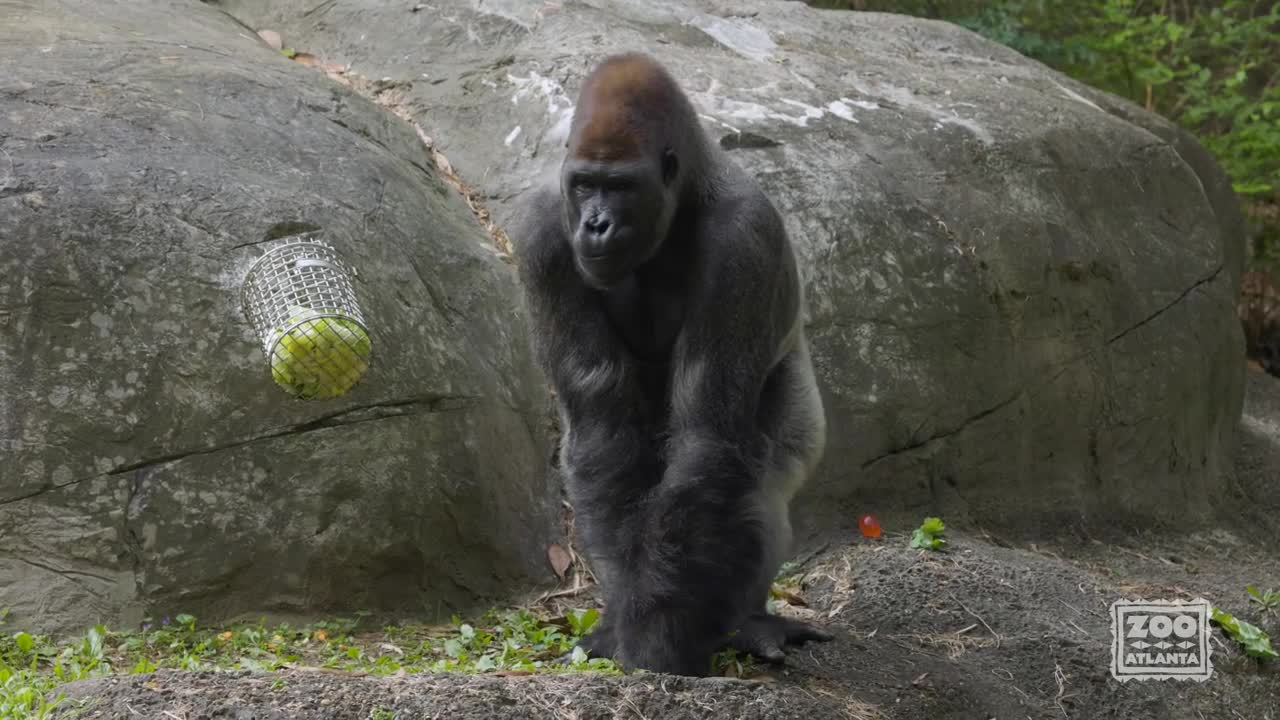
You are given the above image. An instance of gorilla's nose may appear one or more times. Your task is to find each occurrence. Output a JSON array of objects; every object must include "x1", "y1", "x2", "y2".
[
  {"x1": 581, "y1": 215, "x2": 614, "y2": 255},
  {"x1": 585, "y1": 214, "x2": 612, "y2": 237}
]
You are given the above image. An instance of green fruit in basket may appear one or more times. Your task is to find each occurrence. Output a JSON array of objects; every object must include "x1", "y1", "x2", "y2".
[{"x1": 270, "y1": 307, "x2": 372, "y2": 399}]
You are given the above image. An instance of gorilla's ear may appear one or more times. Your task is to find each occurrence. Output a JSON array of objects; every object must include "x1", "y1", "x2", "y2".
[{"x1": 662, "y1": 148, "x2": 679, "y2": 186}]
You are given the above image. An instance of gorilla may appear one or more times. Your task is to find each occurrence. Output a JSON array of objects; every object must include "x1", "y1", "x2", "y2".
[{"x1": 511, "y1": 53, "x2": 831, "y2": 676}]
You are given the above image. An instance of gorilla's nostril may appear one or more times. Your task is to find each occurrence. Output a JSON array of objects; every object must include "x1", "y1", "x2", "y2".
[{"x1": 585, "y1": 215, "x2": 611, "y2": 235}]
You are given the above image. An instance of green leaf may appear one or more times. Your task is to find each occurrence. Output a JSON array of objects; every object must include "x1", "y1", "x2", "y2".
[
  {"x1": 569, "y1": 645, "x2": 588, "y2": 666},
  {"x1": 86, "y1": 625, "x2": 106, "y2": 660},
  {"x1": 13, "y1": 632, "x2": 33, "y2": 653},
  {"x1": 567, "y1": 608, "x2": 599, "y2": 637},
  {"x1": 910, "y1": 516, "x2": 948, "y2": 551},
  {"x1": 1211, "y1": 607, "x2": 1279, "y2": 660}
]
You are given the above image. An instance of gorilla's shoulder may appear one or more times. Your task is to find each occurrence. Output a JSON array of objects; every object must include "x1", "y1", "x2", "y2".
[
  {"x1": 509, "y1": 183, "x2": 568, "y2": 270},
  {"x1": 512, "y1": 184, "x2": 564, "y2": 233},
  {"x1": 704, "y1": 183, "x2": 789, "y2": 258}
]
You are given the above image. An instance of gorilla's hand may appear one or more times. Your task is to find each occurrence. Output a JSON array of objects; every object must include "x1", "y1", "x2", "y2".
[{"x1": 725, "y1": 614, "x2": 833, "y2": 664}]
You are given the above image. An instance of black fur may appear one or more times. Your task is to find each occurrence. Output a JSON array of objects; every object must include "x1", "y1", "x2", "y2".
[{"x1": 512, "y1": 53, "x2": 830, "y2": 676}]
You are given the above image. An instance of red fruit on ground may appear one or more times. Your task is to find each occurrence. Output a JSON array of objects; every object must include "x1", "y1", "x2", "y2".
[{"x1": 859, "y1": 514, "x2": 882, "y2": 538}]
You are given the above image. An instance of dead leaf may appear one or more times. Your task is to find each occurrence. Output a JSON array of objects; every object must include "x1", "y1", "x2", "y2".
[
  {"x1": 257, "y1": 29, "x2": 283, "y2": 51},
  {"x1": 493, "y1": 670, "x2": 534, "y2": 677},
  {"x1": 292, "y1": 52, "x2": 322, "y2": 67},
  {"x1": 547, "y1": 544, "x2": 572, "y2": 581}
]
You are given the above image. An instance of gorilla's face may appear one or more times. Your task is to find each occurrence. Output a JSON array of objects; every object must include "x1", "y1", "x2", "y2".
[{"x1": 562, "y1": 150, "x2": 678, "y2": 289}]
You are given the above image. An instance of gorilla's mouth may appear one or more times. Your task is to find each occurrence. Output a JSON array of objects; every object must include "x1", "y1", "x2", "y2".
[{"x1": 575, "y1": 253, "x2": 630, "y2": 289}]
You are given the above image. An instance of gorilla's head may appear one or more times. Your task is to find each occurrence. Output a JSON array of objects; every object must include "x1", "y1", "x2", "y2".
[
  {"x1": 560, "y1": 54, "x2": 690, "y2": 290},
  {"x1": 560, "y1": 150, "x2": 678, "y2": 290}
]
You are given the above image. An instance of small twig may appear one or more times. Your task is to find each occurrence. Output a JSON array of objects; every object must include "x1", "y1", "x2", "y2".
[
  {"x1": 1054, "y1": 661, "x2": 1070, "y2": 717},
  {"x1": 1057, "y1": 598, "x2": 1084, "y2": 617},
  {"x1": 622, "y1": 691, "x2": 648, "y2": 720},
  {"x1": 950, "y1": 593, "x2": 1001, "y2": 647},
  {"x1": 537, "y1": 581, "x2": 595, "y2": 602}
]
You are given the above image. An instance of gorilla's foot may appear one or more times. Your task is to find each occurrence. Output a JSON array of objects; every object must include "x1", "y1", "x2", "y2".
[{"x1": 725, "y1": 613, "x2": 833, "y2": 664}]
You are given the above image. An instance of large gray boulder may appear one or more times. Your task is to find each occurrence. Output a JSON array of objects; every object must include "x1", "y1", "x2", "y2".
[
  {"x1": 0, "y1": 0, "x2": 559, "y2": 635},
  {"x1": 214, "y1": 0, "x2": 1247, "y2": 538}
]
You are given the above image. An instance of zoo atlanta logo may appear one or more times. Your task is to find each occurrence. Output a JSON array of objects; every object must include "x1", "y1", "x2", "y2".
[{"x1": 1110, "y1": 598, "x2": 1213, "y2": 682}]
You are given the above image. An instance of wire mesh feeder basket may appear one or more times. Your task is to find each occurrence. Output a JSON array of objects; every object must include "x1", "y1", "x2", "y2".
[{"x1": 241, "y1": 236, "x2": 373, "y2": 400}]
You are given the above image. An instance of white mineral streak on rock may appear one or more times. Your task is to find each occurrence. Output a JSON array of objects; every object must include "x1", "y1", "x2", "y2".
[
  {"x1": 847, "y1": 76, "x2": 994, "y2": 144},
  {"x1": 508, "y1": 71, "x2": 575, "y2": 146},
  {"x1": 686, "y1": 14, "x2": 777, "y2": 62}
]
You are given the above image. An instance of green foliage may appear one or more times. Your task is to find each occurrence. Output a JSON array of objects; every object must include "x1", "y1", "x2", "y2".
[
  {"x1": 0, "y1": 607, "x2": 619, "y2": 718},
  {"x1": 1210, "y1": 606, "x2": 1279, "y2": 659},
  {"x1": 1, "y1": 623, "x2": 113, "y2": 720},
  {"x1": 709, "y1": 647, "x2": 764, "y2": 678},
  {"x1": 1247, "y1": 585, "x2": 1280, "y2": 612},
  {"x1": 565, "y1": 608, "x2": 600, "y2": 637},
  {"x1": 909, "y1": 516, "x2": 948, "y2": 551}
]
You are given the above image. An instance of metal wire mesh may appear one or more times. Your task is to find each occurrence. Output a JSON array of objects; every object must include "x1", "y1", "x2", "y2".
[{"x1": 241, "y1": 236, "x2": 373, "y2": 400}]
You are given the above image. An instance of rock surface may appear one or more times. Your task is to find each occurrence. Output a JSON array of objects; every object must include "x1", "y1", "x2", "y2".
[
  {"x1": 212, "y1": 0, "x2": 1247, "y2": 538},
  {"x1": 0, "y1": 0, "x2": 559, "y2": 635}
]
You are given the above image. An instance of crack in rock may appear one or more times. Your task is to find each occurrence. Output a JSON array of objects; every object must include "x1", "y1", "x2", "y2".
[
  {"x1": 1107, "y1": 264, "x2": 1224, "y2": 345},
  {"x1": 862, "y1": 391, "x2": 1022, "y2": 469},
  {"x1": 0, "y1": 394, "x2": 478, "y2": 507},
  {"x1": 860, "y1": 263, "x2": 1225, "y2": 468},
  {"x1": 0, "y1": 556, "x2": 117, "y2": 586}
]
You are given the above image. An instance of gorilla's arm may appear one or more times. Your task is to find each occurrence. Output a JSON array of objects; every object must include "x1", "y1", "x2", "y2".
[
  {"x1": 611, "y1": 198, "x2": 799, "y2": 674},
  {"x1": 513, "y1": 190, "x2": 637, "y2": 420},
  {"x1": 512, "y1": 189, "x2": 662, "y2": 653}
]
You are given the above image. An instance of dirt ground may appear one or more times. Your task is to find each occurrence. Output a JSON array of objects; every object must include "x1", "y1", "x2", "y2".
[{"x1": 50, "y1": 524, "x2": 1280, "y2": 720}]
